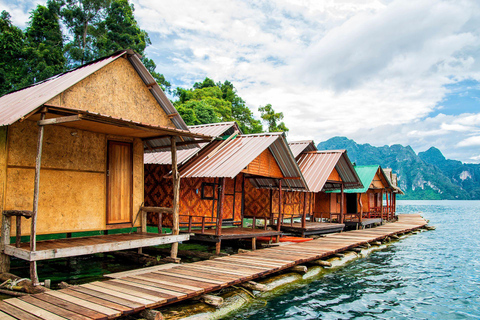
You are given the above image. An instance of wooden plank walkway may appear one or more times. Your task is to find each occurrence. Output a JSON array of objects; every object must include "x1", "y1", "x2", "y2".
[{"x1": 0, "y1": 214, "x2": 427, "y2": 319}]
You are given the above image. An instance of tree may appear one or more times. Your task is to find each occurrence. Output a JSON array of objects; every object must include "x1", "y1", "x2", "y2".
[
  {"x1": 259, "y1": 104, "x2": 289, "y2": 133},
  {"x1": 0, "y1": 11, "x2": 26, "y2": 95},
  {"x1": 24, "y1": 0, "x2": 65, "y2": 85},
  {"x1": 61, "y1": 0, "x2": 110, "y2": 67}
]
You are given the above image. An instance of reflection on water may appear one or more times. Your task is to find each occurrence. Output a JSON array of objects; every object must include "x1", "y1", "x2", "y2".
[{"x1": 232, "y1": 200, "x2": 480, "y2": 319}]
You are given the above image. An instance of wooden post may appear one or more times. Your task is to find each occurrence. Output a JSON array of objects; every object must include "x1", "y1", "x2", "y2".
[
  {"x1": 140, "y1": 209, "x2": 147, "y2": 233},
  {"x1": 188, "y1": 216, "x2": 192, "y2": 233},
  {"x1": 251, "y1": 237, "x2": 256, "y2": 251},
  {"x1": 216, "y1": 178, "x2": 225, "y2": 236},
  {"x1": 252, "y1": 217, "x2": 256, "y2": 230},
  {"x1": 269, "y1": 189, "x2": 273, "y2": 226},
  {"x1": 0, "y1": 127, "x2": 10, "y2": 273},
  {"x1": 201, "y1": 216, "x2": 205, "y2": 233},
  {"x1": 30, "y1": 112, "x2": 46, "y2": 285},
  {"x1": 277, "y1": 179, "x2": 282, "y2": 232},
  {"x1": 340, "y1": 184, "x2": 344, "y2": 224},
  {"x1": 15, "y1": 216, "x2": 21, "y2": 248},
  {"x1": 302, "y1": 192, "x2": 307, "y2": 229},
  {"x1": 358, "y1": 193, "x2": 363, "y2": 223},
  {"x1": 170, "y1": 136, "x2": 180, "y2": 261},
  {"x1": 241, "y1": 174, "x2": 245, "y2": 228},
  {"x1": 380, "y1": 191, "x2": 384, "y2": 220},
  {"x1": 157, "y1": 212, "x2": 163, "y2": 234}
]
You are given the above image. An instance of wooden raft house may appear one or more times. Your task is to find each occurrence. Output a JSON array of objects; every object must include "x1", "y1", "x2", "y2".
[
  {"x1": 0, "y1": 50, "x2": 211, "y2": 285},
  {"x1": 145, "y1": 128, "x2": 308, "y2": 254},
  {"x1": 328, "y1": 165, "x2": 404, "y2": 229},
  {"x1": 276, "y1": 143, "x2": 364, "y2": 236}
]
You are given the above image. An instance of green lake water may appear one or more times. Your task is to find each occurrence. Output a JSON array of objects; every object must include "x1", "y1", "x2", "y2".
[{"x1": 231, "y1": 200, "x2": 480, "y2": 319}]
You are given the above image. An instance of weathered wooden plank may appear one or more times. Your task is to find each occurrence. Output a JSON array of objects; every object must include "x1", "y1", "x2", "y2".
[
  {"x1": 130, "y1": 274, "x2": 204, "y2": 292},
  {"x1": 120, "y1": 276, "x2": 196, "y2": 295},
  {"x1": 109, "y1": 279, "x2": 185, "y2": 298},
  {"x1": 105, "y1": 264, "x2": 177, "y2": 279},
  {"x1": 0, "y1": 310, "x2": 16, "y2": 320},
  {"x1": 0, "y1": 301, "x2": 43, "y2": 320},
  {"x1": 60, "y1": 288, "x2": 133, "y2": 315},
  {"x1": 45, "y1": 291, "x2": 121, "y2": 319},
  {"x1": 4, "y1": 298, "x2": 66, "y2": 320},
  {"x1": 81, "y1": 283, "x2": 156, "y2": 308},
  {"x1": 185, "y1": 264, "x2": 254, "y2": 276},
  {"x1": 70, "y1": 286, "x2": 144, "y2": 312},
  {"x1": 89, "y1": 282, "x2": 165, "y2": 304},
  {"x1": 142, "y1": 272, "x2": 216, "y2": 289},
  {"x1": 154, "y1": 270, "x2": 225, "y2": 285},
  {"x1": 19, "y1": 295, "x2": 92, "y2": 320},
  {"x1": 33, "y1": 293, "x2": 107, "y2": 320}
]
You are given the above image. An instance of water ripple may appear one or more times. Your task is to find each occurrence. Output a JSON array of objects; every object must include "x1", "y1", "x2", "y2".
[{"x1": 231, "y1": 200, "x2": 480, "y2": 320}]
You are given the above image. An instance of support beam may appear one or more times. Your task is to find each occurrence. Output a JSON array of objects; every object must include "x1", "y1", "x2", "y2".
[
  {"x1": 30, "y1": 112, "x2": 46, "y2": 285},
  {"x1": 38, "y1": 114, "x2": 82, "y2": 126},
  {"x1": 215, "y1": 178, "x2": 226, "y2": 236},
  {"x1": 277, "y1": 179, "x2": 283, "y2": 232},
  {"x1": 0, "y1": 127, "x2": 10, "y2": 273},
  {"x1": 170, "y1": 136, "x2": 180, "y2": 261},
  {"x1": 340, "y1": 184, "x2": 344, "y2": 224},
  {"x1": 302, "y1": 192, "x2": 307, "y2": 229},
  {"x1": 241, "y1": 174, "x2": 245, "y2": 228}
]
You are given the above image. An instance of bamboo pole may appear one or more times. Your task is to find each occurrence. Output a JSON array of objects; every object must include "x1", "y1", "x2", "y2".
[
  {"x1": 170, "y1": 136, "x2": 180, "y2": 261},
  {"x1": 30, "y1": 112, "x2": 46, "y2": 285}
]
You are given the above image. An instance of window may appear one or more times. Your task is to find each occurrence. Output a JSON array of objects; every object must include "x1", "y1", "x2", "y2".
[{"x1": 201, "y1": 182, "x2": 216, "y2": 200}]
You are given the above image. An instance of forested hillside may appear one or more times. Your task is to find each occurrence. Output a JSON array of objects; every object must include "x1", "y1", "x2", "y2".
[
  {"x1": 318, "y1": 137, "x2": 480, "y2": 200},
  {"x1": 0, "y1": 0, "x2": 287, "y2": 133}
]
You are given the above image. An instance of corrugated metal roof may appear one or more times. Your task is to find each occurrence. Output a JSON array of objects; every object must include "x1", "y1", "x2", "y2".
[
  {"x1": 177, "y1": 132, "x2": 307, "y2": 190},
  {"x1": 288, "y1": 140, "x2": 317, "y2": 158},
  {"x1": 144, "y1": 122, "x2": 239, "y2": 165},
  {"x1": 0, "y1": 52, "x2": 125, "y2": 126},
  {"x1": 189, "y1": 121, "x2": 242, "y2": 136},
  {"x1": 296, "y1": 150, "x2": 362, "y2": 192},
  {"x1": 0, "y1": 50, "x2": 189, "y2": 132}
]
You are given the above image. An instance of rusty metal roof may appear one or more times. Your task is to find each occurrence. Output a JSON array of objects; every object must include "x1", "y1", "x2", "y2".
[
  {"x1": 296, "y1": 150, "x2": 362, "y2": 192},
  {"x1": 0, "y1": 50, "x2": 188, "y2": 132},
  {"x1": 288, "y1": 140, "x2": 317, "y2": 158},
  {"x1": 178, "y1": 132, "x2": 307, "y2": 191},
  {"x1": 144, "y1": 122, "x2": 240, "y2": 165},
  {"x1": 189, "y1": 121, "x2": 242, "y2": 136}
]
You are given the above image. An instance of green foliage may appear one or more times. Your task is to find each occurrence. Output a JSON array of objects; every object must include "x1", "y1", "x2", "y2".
[
  {"x1": 24, "y1": 0, "x2": 65, "y2": 84},
  {"x1": 259, "y1": 103, "x2": 289, "y2": 132},
  {"x1": 175, "y1": 77, "x2": 263, "y2": 133},
  {"x1": 61, "y1": 0, "x2": 110, "y2": 66},
  {"x1": 0, "y1": 11, "x2": 27, "y2": 95}
]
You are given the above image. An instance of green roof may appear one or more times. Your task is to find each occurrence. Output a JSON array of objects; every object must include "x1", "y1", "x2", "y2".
[{"x1": 329, "y1": 165, "x2": 379, "y2": 193}]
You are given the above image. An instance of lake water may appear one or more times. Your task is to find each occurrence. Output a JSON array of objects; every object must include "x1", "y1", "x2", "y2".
[{"x1": 231, "y1": 200, "x2": 480, "y2": 319}]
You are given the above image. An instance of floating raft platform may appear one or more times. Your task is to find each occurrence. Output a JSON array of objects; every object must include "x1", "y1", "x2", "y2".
[
  {"x1": 0, "y1": 214, "x2": 427, "y2": 319},
  {"x1": 281, "y1": 222, "x2": 345, "y2": 236}
]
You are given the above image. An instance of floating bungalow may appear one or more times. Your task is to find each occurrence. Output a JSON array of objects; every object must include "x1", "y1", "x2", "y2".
[
  {"x1": 278, "y1": 143, "x2": 363, "y2": 236},
  {"x1": 328, "y1": 165, "x2": 403, "y2": 229},
  {"x1": 145, "y1": 127, "x2": 308, "y2": 254},
  {"x1": 0, "y1": 50, "x2": 210, "y2": 284}
]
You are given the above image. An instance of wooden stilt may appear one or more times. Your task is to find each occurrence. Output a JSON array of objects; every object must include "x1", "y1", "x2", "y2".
[
  {"x1": 216, "y1": 178, "x2": 225, "y2": 236},
  {"x1": 277, "y1": 180, "x2": 283, "y2": 232},
  {"x1": 30, "y1": 112, "x2": 46, "y2": 286},
  {"x1": 201, "y1": 217, "x2": 205, "y2": 233},
  {"x1": 188, "y1": 216, "x2": 192, "y2": 233},
  {"x1": 302, "y1": 192, "x2": 307, "y2": 229},
  {"x1": 340, "y1": 184, "x2": 344, "y2": 224},
  {"x1": 170, "y1": 136, "x2": 180, "y2": 261},
  {"x1": 157, "y1": 213, "x2": 163, "y2": 234},
  {"x1": 0, "y1": 127, "x2": 9, "y2": 273},
  {"x1": 359, "y1": 193, "x2": 363, "y2": 223},
  {"x1": 215, "y1": 241, "x2": 221, "y2": 255},
  {"x1": 251, "y1": 237, "x2": 256, "y2": 251},
  {"x1": 241, "y1": 174, "x2": 245, "y2": 228},
  {"x1": 252, "y1": 217, "x2": 256, "y2": 230},
  {"x1": 15, "y1": 216, "x2": 21, "y2": 248}
]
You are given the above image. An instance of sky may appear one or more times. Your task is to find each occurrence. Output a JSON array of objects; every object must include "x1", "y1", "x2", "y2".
[{"x1": 2, "y1": 0, "x2": 480, "y2": 163}]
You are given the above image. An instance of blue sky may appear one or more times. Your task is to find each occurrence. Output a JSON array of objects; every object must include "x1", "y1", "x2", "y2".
[{"x1": 2, "y1": 0, "x2": 480, "y2": 163}]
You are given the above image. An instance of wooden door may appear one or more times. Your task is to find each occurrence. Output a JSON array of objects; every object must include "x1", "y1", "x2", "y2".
[{"x1": 107, "y1": 141, "x2": 133, "y2": 225}]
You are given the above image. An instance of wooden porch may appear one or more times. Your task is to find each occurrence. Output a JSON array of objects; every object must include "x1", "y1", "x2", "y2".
[
  {"x1": 4, "y1": 232, "x2": 190, "y2": 262},
  {"x1": 281, "y1": 222, "x2": 345, "y2": 236}
]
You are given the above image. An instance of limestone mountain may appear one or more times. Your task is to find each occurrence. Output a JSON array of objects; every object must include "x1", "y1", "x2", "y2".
[{"x1": 317, "y1": 137, "x2": 479, "y2": 200}]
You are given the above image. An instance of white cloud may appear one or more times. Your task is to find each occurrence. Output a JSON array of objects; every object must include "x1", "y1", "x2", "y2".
[
  {"x1": 4, "y1": 0, "x2": 480, "y2": 163},
  {"x1": 458, "y1": 136, "x2": 480, "y2": 147}
]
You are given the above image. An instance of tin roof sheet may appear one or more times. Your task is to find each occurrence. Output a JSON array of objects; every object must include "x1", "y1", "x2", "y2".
[
  {"x1": 0, "y1": 50, "x2": 189, "y2": 132},
  {"x1": 177, "y1": 133, "x2": 307, "y2": 190},
  {"x1": 144, "y1": 122, "x2": 239, "y2": 165},
  {"x1": 296, "y1": 150, "x2": 362, "y2": 192},
  {"x1": 288, "y1": 140, "x2": 317, "y2": 158}
]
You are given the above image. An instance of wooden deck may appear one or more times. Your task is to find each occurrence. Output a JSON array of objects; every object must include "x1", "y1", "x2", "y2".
[
  {"x1": 344, "y1": 218, "x2": 382, "y2": 229},
  {"x1": 0, "y1": 214, "x2": 427, "y2": 319},
  {"x1": 281, "y1": 222, "x2": 345, "y2": 236},
  {"x1": 188, "y1": 227, "x2": 281, "y2": 242},
  {"x1": 4, "y1": 233, "x2": 190, "y2": 261}
]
